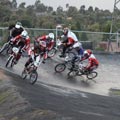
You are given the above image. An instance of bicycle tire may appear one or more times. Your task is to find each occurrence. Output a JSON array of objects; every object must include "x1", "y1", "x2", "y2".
[
  {"x1": 5, "y1": 56, "x2": 14, "y2": 67},
  {"x1": 10, "y1": 58, "x2": 16, "y2": 67},
  {"x1": 29, "y1": 71, "x2": 38, "y2": 85},
  {"x1": 48, "y1": 48, "x2": 57, "y2": 58},
  {"x1": 87, "y1": 71, "x2": 98, "y2": 79},
  {"x1": 54, "y1": 63, "x2": 66, "y2": 73},
  {"x1": 65, "y1": 52, "x2": 76, "y2": 61},
  {"x1": 21, "y1": 70, "x2": 27, "y2": 79},
  {"x1": 0, "y1": 43, "x2": 9, "y2": 54},
  {"x1": 67, "y1": 71, "x2": 77, "y2": 77},
  {"x1": 6, "y1": 45, "x2": 12, "y2": 54}
]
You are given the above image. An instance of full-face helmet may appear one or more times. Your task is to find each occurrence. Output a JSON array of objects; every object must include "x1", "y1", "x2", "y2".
[
  {"x1": 21, "y1": 30, "x2": 28, "y2": 39},
  {"x1": 48, "y1": 33, "x2": 55, "y2": 40}
]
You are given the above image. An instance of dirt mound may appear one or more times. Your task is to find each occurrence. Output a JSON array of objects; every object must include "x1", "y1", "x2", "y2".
[{"x1": 0, "y1": 69, "x2": 69, "y2": 120}]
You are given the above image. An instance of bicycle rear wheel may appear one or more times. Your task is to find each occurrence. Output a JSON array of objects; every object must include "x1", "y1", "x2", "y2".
[
  {"x1": 48, "y1": 48, "x2": 57, "y2": 58},
  {"x1": 54, "y1": 63, "x2": 66, "y2": 73},
  {"x1": 29, "y1": 71, "x2": 38, "y2": 85},
  {"x1": 5, "y1": 56, "x2": 14, "y2": 67},
  {"x1": 87, "y1": 71, "x2": 98, "y2": 79}
]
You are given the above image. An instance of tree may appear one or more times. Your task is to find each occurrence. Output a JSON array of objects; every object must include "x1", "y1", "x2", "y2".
[
  {"x1": 79, "y1": 5, "x2": 85, "y2": 14},
  {"x1": 0, "y1": 0, "x2": 11, "y2": 7},
  {"x1": 66, "y1": 6, "x2": 78, "y2": 17},
  {"x1": 47, "y1": 6, "x2": 53, "y2": 13},
  {"x1": 56, "y1": 6, "x2": 63, "y2": 14},
  {"x1": 88, "y1": 6, "x2": 93, "y2": 13},
  {"x1": 34, "y1": 0, "x2": 41, "y2": 8},
  {"x1": 19, "y1": 2, "x2": 26, "y2": 9},
  {"x1": 66, "y1": 3, "x2": 69, "y2": 9},
  {"x1": 11, "y1": 0, "x2": 17, "y2": 9},
  {"x1": 35, "y1": 3, "x2": 47, "y2": 12}
]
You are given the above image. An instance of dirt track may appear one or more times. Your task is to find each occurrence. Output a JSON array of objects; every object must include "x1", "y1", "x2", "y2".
[
  {"x1": 1, "y1": 53, "x2": 120, "y2": 120},
  {"x1": 0, "y1": 53, "x2": 120, "y2": 96}
]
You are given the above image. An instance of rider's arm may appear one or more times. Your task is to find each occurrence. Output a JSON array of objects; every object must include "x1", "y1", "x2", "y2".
[
  {"x1": 85, "y1": 58, "x2": 92, "y2": 69},
  {"x1": 47, "y1": 41, "x2": 54, "y2": 50},
  {"x1": 12, "y1": 35, "x2": 21, "y2": 43},
  {"x1": 24, "y1": 38, "x2": 30, "y2": 51},
  {"x1": 36, "y1": 35, "x2": 46, "y2": 42},
  {"x1": 67, "y1": 37, "x2": 75, "y2": 45}
]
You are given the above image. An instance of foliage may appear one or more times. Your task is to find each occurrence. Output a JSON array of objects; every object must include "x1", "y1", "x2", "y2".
[{"x1": 0, "y1": 0, "x2": 115, "y2": 34}]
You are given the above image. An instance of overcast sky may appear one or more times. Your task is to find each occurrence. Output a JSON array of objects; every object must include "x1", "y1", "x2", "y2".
[{"x1": 16, "y1": 0, "x2": 118, "y2": 12}]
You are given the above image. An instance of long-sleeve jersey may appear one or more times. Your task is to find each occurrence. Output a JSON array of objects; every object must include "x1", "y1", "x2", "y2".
[
  {"x1": 86, "y1": 54, "x2": 99, "y2": 69},
  {"x1": 62, "y1": 30, "x2": 79, "y2": 45},
  {"x1": 36, "y1": 35, "x2": 54, "y2": 50},
  {"x1": 13, "y1": 35, "x2": 30, "y2": 51},
  {"x1": 8, "y1": 25, "x2": 24, "y2": 38}
]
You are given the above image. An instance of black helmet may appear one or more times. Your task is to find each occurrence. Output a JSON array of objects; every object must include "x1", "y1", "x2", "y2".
[{"x1": 63, "y1": 27, "x2": 69, "y2": 35}]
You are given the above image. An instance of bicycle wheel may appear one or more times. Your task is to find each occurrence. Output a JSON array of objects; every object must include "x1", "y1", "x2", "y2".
[
  {"x1": 54, "y1": 63, "x2": 66, "y2": 73},
  {"x1": 6, "y1": 45, "x2": 12, "y2": 54},
  {"x1": 65, "y1": 52, "x2": 76, "y2": 61},
  {"x1": 87, "y1": 71, "x2": 98, "y2": 79},
  {"x1": 21, "y1": 69, "x2": 27, "y2": 79},
  {"x1": 48, "y1": 48, "x2": 57, "y2": 58},
  {"x1": 0, "y1": 42, "x2": 9, "y2": 54},
  {"x1": 67, "y1": 71, "x2": 77, "y2": 77},
  {"x1": 29, "y1": 71, "x2": 38, "y2": 85},
  {"x1": 10, "y1": 58, "x2": 16, "y2": 67},
  {"x1": 5, "y1": 56, "x2": 14, "y2": 67}
]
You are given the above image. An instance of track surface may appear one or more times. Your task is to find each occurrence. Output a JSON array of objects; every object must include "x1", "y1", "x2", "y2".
[{"x1": 1, "y1": 53, "x2": 120, "y2": 120}]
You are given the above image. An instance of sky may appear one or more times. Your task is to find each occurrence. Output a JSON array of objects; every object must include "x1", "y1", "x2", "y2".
[{"x1": 16, "y1": 0, "x2": 118, "y2": 12}]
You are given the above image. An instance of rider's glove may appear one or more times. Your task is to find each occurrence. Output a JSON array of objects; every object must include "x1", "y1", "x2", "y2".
[{"x1": 10, "y1": 38, "x2": 14, "y2": 43}]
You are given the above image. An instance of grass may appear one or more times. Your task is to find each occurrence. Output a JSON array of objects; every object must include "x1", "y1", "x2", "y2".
[
  {"x1": 0, "y1": 91, "x2": 10, "y2": 104},
  {"x1": 110, "y1": 90, "x2": 120, "y2": 95}
]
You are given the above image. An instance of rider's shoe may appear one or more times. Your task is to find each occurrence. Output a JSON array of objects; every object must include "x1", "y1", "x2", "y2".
[
  {"x1": 14, "y1": 60, "x2": 18, "y2": 64},
  {"x1": 42, "y1": 60, "x2": 46, "y2": 64},
  {"x1": 59, "y1": 54, "x2": 65, "y2": 58}
]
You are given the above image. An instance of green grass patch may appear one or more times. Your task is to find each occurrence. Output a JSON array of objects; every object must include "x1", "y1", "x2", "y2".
[
  {"x1": 0, "y1": 91, "x2": 10, "y2": 104},
  {"x1": 111, "y1": 90, "x2": 120, "y2": 95}
]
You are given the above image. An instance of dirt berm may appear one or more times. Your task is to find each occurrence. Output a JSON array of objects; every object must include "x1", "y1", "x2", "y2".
[{"x1": 0, "y1": 69, "x2": 69, "y2": 120}]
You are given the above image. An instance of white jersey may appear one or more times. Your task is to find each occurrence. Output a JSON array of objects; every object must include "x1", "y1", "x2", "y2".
[{"x1": 67, "y1": 30, "x2": 78, "y2": 42}]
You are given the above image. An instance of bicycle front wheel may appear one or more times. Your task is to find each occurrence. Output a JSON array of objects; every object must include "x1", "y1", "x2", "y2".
[
  {"x1": 21, "y1": 69, "x2": 27, "y2": 79},
  {"x1": 48, "y1": 48, "x2": 57, "y2": 58},
  {"x1": 54, "y1": 63, "x2": 66, "y2": 73},
  {"x1": 0, "y1": 42, "x2": 9, "y2": 54},
  {"x1": 5, "y1": 56, "x2": 14, "y2": 67},
  {"x1": 87, "y1": 71, "x2": 98, "y2": 79},
  {"x1": 67, "y1": 71, "x2": 77, "y2": 77},
  {"x1": 29, "y1": 71, "x2": 38, "y2": 85},
  {"x1": 65, "y1": 52, "x2": 76, "y2": 61}
]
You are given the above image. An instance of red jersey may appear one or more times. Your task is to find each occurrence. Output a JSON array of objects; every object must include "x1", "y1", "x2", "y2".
[
  {"x1": 86, "y1": 54, "x2": 99, "y2": 69},
  {"x1": 13, "y1": 35, "x2": 30, "y2": 51},
  {"x1": 36, "y1": 35, "x2": 54, "y2": 50}
]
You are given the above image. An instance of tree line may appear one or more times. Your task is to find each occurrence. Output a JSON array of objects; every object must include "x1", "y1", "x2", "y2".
[{"x1": 0, "y1": 0, "x2": 119, "y2": 34}]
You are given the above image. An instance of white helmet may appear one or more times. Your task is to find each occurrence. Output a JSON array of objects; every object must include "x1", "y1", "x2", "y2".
[
  {"x1": 21, "y1": 30, "x2": 28, "y2": 38},
  {"x1": 48, "y1": 33, "x2": 54, "y2": 39},
  {"x1": 15, "y1": 22, "x2": 22, "y2": 29},
  {"x1": 15, "y1": 24, "x2": 21, "y2": 29}
]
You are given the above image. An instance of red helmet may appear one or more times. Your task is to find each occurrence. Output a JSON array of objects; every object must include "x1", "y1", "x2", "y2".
[
  {"x1": 86, "y1": 49, "x2": 92, "y2": 55},
  {"x1": 84, "y1": 49, "x2": 92, "y2": 57}
]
